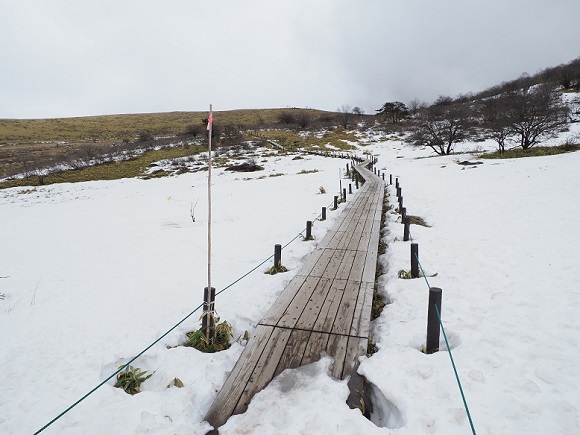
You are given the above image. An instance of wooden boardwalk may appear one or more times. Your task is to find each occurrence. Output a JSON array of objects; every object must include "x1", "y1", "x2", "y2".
[{"x1": 204, "y1": 161, "x2": 385, "y2": 431}]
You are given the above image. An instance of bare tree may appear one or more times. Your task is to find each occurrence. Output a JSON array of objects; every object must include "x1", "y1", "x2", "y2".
[
  {"x1": 411, "y1": 104, "x2": 471, "y2": 155},
  {"x1": 222, "y1": 124, "x2": 242, "y2": 145},
  {"x1": 480, "y1": 96, "x2": 511, "y2": 153},
  {"x1": 336, "y1": 105, "x2": 353, "y2": 128},
  {"x1": 433, "y1": 95, "x2": 454, "y2": 106},
  {"x1": 505, "y1": 83, "x2": 569, "y2": 150},
  {"x1": 184, "y1": 125, "x2": 202, "y2": 137},
  {"x1": 408, "y1": 98, "x2": 425, "y2": 115},
  {"x1": 296, "y1": 111, "x2": 312, "y2": 129},
  {"x1": 278, "y1": 111, "x2": 296, "y2": 125}
]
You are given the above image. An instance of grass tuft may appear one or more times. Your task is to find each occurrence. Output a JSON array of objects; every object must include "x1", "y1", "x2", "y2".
[
  {"x1": 183, "y1": 320, "x2": 233, "y2": 353},
  {"x1": 398, "y1": 270, "x2": 413, "y2": 279},
  {"x1": 407, "y1": 215, "x2": 430, "y2": 227},
  {"x1": 298, "y1": 169, "x2": 319, "y2": 174},
  {"x1": 114, "y1": 365, "x2": 152, "y2": 395},
  {"x1": 371, "y1": 293, "x2": 386, "y2": 321},
  {"x1": 265, "y1": 264, "x2": 289, "y2": 275}
]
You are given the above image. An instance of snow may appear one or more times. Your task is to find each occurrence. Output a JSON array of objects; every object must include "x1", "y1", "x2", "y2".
[{"x1": 1, "y1": 132, "x2": 580, "y2": 434}]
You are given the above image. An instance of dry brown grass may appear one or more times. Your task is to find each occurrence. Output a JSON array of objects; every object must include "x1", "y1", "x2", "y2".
[
  {"x1": 0, "y1": 108, "x2": 335, "y2": 144},
  {"x1": 0, "y1": 108, "x2": 365, "y2": 188}
]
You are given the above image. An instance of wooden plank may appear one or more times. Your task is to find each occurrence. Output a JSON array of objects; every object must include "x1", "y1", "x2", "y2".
[
  {"x1": 335, "y1": 250, "x2": 357, "y2": 281},
  {"x1": 361, "y1": 244, "x2": 378, "y2": 284},
  {"x1": 274, "y1": 329, "x2": 311, "y2": 377},
  {"x1": 234, "y1": 327, "x2": 293, "y2": 415},
  {"x1": 343, "y1": 336, "x2": 368, "y2": 380},
  {"x1": 301, "y1": 331, "x2": 330, "y2": 365},
  {"x1": 331, "y1": 280, "x2": 361, "y2": 336},
  {"x1": 327, "y1": 334, "x2": 349, "y2": 379},
  {"x1": 276, "y1": 276, "x2": 321, "y2": 328},
  {"x1": 204, "y1": 325, "x2": 275, "y2": 429},
  {"x1": 313, "y1": 278, "x2": 347, "y2": 332},
  {"x1": 318, "y1": 248, "x2": 347, "y2": 279},
  {"x1": 294, "y1": 246, "x2": 327, "y2": 275},
  {"x1": 357, "y1": 230, "x2": 372, "y2": 252},
  {"x1": 349, "y1": 282, "x2": 374, "y2": 338},
  {"x1": 346, "y1": 220, "x2": 365, "y2": 249},
  {"x1": 260, "y1": 275, "x2": 309, "y2": 326},
  {"x1": 326, "y1": 230, "x2": 349, "y2": 250},
  {"x1": 310, "y1": 248, "x2": 339, "y2": 277},
  {"x1": 336, "y1": 219, "x2": 361, "y2": 251},
  {"x1": 294, "y1": 277, "x2": 334, "y2": 330},
  {"x1": 316, "y1": 229, "x2": 338, "y2": 250},
  {"x1": 348, "y1": 250, "x2": 368, "y2": 283}
]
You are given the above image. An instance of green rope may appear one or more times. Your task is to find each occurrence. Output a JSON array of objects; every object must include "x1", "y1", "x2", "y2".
[
  {"x1": 34, "y1": 301, "x2": 205, "y2": 434},
  {"x1": 415, "y1": 250, "x2": 431, "y2": 289},
  {"x1": 35, "y1": 152, "x2": 358, "y2": 433},
  {"x1": 215, "y1": 232, "x2": 304, "y2": 297},
  {"x1": 35, "y1": 230, "x2": 307, "y2": 433},
  {"x1": 435, "y1": 304, "x2": 477, "y2": 435},
  {"x1": 406, "y1": 207, "x2": 476, "y2": 434}
]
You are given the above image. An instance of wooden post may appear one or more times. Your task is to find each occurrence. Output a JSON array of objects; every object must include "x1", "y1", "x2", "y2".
[
  {"x1": 426, "y1": 287, "x2": 442, "y2": 354},
  {"x1": 382, "y1": 173, "x2": 385, "y2": 181},
  {"x1": 399, "y1": 195, "x2": 403, "y2": 210},
  {"x1": 334, "y1": 195, "x2": 338, "y2": 209},
  {"x1": 305, "y1": 220, "x2": 313, "y2": 240},
  {"x1": 401, "y1": 207, "x2": 406, "y2": 223},
  {"x1": 355, "y1": 178, "x2": 359, "y2": 189},
  {"x1": 203, "y1": 286, "x2": 216, "y2": 342},
  {"x1": 349, "y1": 183, "x2": 352, "y2": 194},
  {"x1": 397, "y1": 187, "x2": 401, "y2": 199},
  {"x1": 411, "y1": 243, "x2": 419, "y2": 278},
  {"x1": 274, "y1": 244, "x2": 282, "y2": 269},
  {"x1": 321, "y1": 206, "x2": 326, "y2": 221},
  {"x1": 343, "y1": 188, "x2": 347, "y2": 202},
  {"x1": 395, "y1": 177, "x2": 399, "y2": 189},
  {"x1": 389, "y1": 174, "x2": 393, "y2": 185},
  {"x1": 403, "y1": 217, "x2": 410, "y2": 241}
]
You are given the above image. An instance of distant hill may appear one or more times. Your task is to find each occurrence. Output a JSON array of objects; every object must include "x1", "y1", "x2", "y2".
[{"x1": 0, "y1": 108, "x2": 338, "y2": 144}]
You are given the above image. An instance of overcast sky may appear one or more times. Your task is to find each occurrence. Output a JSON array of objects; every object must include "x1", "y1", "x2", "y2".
[{"x1": 1, "y1": 0, "x2": 579, "y2": 119}]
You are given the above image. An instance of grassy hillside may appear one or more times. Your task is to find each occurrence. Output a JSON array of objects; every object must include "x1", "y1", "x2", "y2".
[
  {"x1": 0, "y1": 108, "x2": 335, "y2": 144},
  {"x1": 0, "y1": 107, "x2": 369, "y2": 189}
]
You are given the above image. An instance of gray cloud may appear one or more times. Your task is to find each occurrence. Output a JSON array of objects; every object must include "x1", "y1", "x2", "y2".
[{"x1": 1, "y1": 0, "x2": 579, "y2": 118}]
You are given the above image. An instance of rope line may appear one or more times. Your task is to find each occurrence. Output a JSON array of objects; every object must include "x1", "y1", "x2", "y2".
[
  {"x1": 435, "y1": 304, "x2": 477, "y2": 435},
  {"x1": 35, "y1": 153, "x2": 357, "y2": 434},
  {"x1": 34, "y1": 228, "x2": 317, "y2": 433},
  {"x1": 398, "y1": 191, "x2": 476, "y2": 435},
  {"x1": 34, "y1": 301, "x2": 204, "y2": 434}
]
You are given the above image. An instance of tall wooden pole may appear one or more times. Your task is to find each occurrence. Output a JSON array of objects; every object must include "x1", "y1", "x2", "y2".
[
  {"x1": 208, "y1": 104, "x2": 212, "y2": 297},
  {"x1": 205, "y1": 104, "x2": 214, "y2": 343}
]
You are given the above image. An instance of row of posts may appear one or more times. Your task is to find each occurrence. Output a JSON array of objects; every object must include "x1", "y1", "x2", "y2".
[{"x1": 395, "y1": 176, "x2": 442, "y2": 354}]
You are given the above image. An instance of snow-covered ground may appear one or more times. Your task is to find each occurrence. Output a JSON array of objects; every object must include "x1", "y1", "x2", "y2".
[{"x1": 1, "y1": 127, "x2": 580, "y2": 434}]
